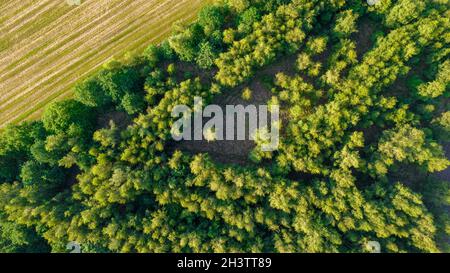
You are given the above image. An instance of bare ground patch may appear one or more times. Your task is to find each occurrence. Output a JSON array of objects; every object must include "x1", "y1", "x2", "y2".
[
  {"x1": 353, "y1": 18, "x2": 377, "y2": 61},
  {"x1": 436, "y1": 142, "x2": 450, "y2": 182},
  {"x1": 171, "y1": 82, "x2": 271, "y2": 165},
  {"x1": 173, "y1": 56, "x2": 296, "y2": 165},
  {"x1": 97, "y1": 110, "x2": 131, "y2": 129}
]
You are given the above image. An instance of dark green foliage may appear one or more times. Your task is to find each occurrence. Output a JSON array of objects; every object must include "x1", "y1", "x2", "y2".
[
  {"x1": 237, "y1": 7, "x2": 261, "y2": 34},
  {"x1": 30, "y1": 141, "x2": 60, "y2": 165},
  {"x1": 42, "y1": 99, "x2": 94, "y2": 134},
  {"x1": 143, "y1": 41, "x2": 175, "y2": 66},
  {"x1": 97, "y1": 65, "x2": 141, "y2": 102},
  {"x1": 74, "y1": 77, "x2": 111, "y2": 108},
  {"x1": 198, "y1": 5, "x2": 228, "y2": 34},
  {"x1": 0, "y1": 213, "x2": 50, "y2": 253},
  {"x1": 120, "y1": 92, "x2": 145, "y2": 115},
  {"x1": 0, "y1": 122, "x2": 45, "y2": 182},
  {"x1": 19, "y1": 160, "x2": 64, "y2": 186}
]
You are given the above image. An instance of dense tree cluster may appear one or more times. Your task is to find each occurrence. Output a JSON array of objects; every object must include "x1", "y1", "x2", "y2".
[{"x1": 0, "y1": 0, "x2": 449, "y2": 253}]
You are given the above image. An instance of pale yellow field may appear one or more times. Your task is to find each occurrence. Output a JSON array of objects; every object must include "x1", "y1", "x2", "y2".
[{"x1": 0, "y1": 0, "x2": 211, "y2": 127}]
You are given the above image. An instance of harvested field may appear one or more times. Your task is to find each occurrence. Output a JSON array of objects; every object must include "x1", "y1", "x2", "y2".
[{"x1": 0, "y1": 0, "x2": 211, "y2": 127}]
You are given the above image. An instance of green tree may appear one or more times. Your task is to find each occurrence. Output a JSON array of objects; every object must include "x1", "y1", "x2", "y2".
[
  {"x1": 19, "y1": 160, "x2": 64, "y2": 186},
  {"x1": 0, "y1": 122, "x2": 45, "y2": 182},
  {"x1": 74, "y1": 77, "x2": 111, "y2": 108},
  {"x1": 333, "y1": 10, "x2": 358, "y2": 38},
  {"x1": 196, "y1": 42, "x2": 216, "y2": 69},
  {"x1": 42, "y1": 100, "x2": 94, "y2": 134},
  {"x1": 121, "y1": 92, "x2": 145, "y2": 115}
]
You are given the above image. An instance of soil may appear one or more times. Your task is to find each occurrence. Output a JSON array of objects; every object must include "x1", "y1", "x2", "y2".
[
  {"x1": 97, "y1": 110, "x2": 131, "y2": 129},
  {"x1": 436, "y1": 142, "x2": 450, "y2": 182},
  {"x1": 173, "y1": 56, "x2": 297, "y2": 165},
  {"x1": 353, "y1": 18, "x2": 377, "y2": 61}
]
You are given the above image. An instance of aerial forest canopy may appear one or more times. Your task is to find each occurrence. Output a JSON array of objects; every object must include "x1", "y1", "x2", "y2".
[{"x1": 0, "y1": 0, "x2": 449, "y2": 253}]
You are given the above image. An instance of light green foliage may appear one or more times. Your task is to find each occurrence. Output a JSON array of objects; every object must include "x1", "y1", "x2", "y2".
[
  {"x1": 385, "y1": 0, "x2": 426, "y2": 28},
  {"x1": 242, "y1": 87, "x2": 252, "y2": 100},
  {"x1": 370, "y1": 125, "x2": 449, "y2": 176},
  {"x1": 334, "y1": 10, "x2": 359, "y2": 37},
  {"x1": 432, "y1": 111, "x2": 450, "y2": 142},
  {"x1": 196, "y1": 42, "x2": 216, "y2": 69},
  {"x1": 417, "y1": 60, "x2": 450, "y2": 98}
]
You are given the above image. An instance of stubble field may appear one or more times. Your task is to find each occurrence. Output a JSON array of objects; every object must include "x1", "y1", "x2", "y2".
[{"x1": 0, "y1": 0, "x2": 210, "y2": 127}]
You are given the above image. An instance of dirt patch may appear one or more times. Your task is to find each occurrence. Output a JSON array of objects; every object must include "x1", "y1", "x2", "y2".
[
  {"x1": 436, "y1": 142, "x2": 450, "y2": 182},
  {"x1": 65, "y1": 166, "x2": 81, "y2": 187},
  {"x1": 170, "y1": 61, "x2": 216, "y2": 85},
  {"x1": 353, "y1": 18, "x2": 377, "y2": 61},
  {"x1": 172, "y1": 82, "x2": 272, "y2": 165},
  {"x1": 360, "y1": 124, "x2": 384, "y2": 146},
  {"x1": 435, "y1": 142, "x2": 450, "y2": 251},
  {"x1": 97, "y1": 110, "x2": 131, "y2": 129},
  {"x1": 172, "y1": 57, "x2": 297, "y2": 165},
  {"x1": 260, "y1": 55, "x2": 297, "y2": 77}
]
